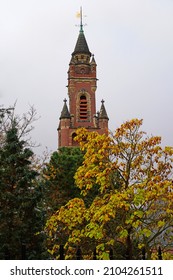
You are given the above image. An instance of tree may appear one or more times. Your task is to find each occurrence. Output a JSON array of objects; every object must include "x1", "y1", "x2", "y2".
[
  {"x1": 42, "y1": 147, "x2": 103, "y2": 256},
  {"x1": 0, "y1": 104, "x2": 38, "y2": 148},
  {"x1": 45, "y1": 119, "x2": 173, "y2": 259},
  {"x1": 0, "y1": 117, "x2": 43, "y2": 259},
  {"x1": 42, "y1": 147, "x2": 84, "y2": 215}
]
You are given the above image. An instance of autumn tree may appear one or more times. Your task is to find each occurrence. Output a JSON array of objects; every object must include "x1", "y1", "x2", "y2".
[{"x1": 45, "y1": 119, "x2": 173, "y2": 259}]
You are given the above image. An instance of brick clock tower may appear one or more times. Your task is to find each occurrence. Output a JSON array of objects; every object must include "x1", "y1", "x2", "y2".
[{"x1": 58, "y1": 12, "x2": 109, "y2": 148}]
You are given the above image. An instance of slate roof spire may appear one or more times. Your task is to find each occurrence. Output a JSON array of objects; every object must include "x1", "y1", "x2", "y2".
[
  {"x1": 99, "y1": 99, "x2": 109, "y2": 119},
  {"x1": 60, "y1": 99, "x2": 71, "y2": 119},
  {"x1": 72, "y1": 7, "x2": 91, "y2": 56}
]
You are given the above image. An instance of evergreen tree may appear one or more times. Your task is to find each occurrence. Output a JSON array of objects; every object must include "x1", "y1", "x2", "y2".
[
  {"x1": 0, "y1": 122, "x2": 43, "y2": 259},
  {"x1": 43, "y1": 147, "x2": 83, "y2": 215}
]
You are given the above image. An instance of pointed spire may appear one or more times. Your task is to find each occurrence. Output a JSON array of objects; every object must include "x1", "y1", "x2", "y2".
[
  {"x1": 99, "y1": 100, "x2": 109, "y2": 119},
  {"x1": 60, "y1": 99, "x2": 71, "y2": 119},
  {"x1": 72, "y1": 7, "x2": 91, "y2": 56},
  {"x1": 91, "y1": 54, "x2": 96, "y2": 65},
  {"x1": 72, "y1": 31, "x2": 91, "y2": 56}
]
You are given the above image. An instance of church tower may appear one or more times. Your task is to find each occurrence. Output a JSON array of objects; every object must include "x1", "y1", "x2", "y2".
[{"x1": 58, "y1": 10, "x2": 109, "y2": 148}]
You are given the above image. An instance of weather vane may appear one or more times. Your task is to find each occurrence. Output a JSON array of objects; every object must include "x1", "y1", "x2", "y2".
[{"x1": 76, "y1": 7, "x2": 87, "y2": 31}]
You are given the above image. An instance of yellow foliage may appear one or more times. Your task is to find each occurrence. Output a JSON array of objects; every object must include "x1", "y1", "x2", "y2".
[{"x1": 45, "y1": 119, "x2": 173, "y2": 259}]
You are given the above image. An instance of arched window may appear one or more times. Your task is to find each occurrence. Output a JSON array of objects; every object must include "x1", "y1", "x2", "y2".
[{"x1": 80, "y1": 95, "x2": 87, "y2": 120}]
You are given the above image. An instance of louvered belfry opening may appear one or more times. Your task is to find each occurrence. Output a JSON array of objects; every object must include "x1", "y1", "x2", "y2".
[{"x1": 80, "y1": 95, "x2": 87, "y2": 120}]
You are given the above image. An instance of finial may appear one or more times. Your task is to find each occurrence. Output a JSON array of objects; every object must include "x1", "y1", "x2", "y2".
[
  {"x1": 76, "y1": 7, "x2": 87, "y2": 32},
  {"x1": 101, "y1": 99, "x2": 105, "y2": 104},
  {"x1": 80, "y1": 6, "x2": 83, "y2": 32},
  {"x1": 63, "y1": 98, "x2": 67, "y2": 103}
]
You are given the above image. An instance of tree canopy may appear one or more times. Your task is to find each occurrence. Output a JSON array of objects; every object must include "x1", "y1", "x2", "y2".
[
  {"x1": 45, "y1": 119, "x2": 173, "y2": 259},
  {"x1": 0, "y1": 111, "x2": 43, "y2": 259},
  {"x1": 42, "y1": 147, "x2": 84, "y2": 215}
]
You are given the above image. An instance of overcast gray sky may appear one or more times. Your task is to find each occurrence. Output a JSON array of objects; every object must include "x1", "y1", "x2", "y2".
[{"x1": 1, "y1": 0, "x2": 173, "y2": 155}]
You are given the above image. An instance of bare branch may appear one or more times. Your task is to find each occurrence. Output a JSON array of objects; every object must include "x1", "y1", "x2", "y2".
[{"x1": 0, "y1": 103, "x2": 40, "y2": 148}]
